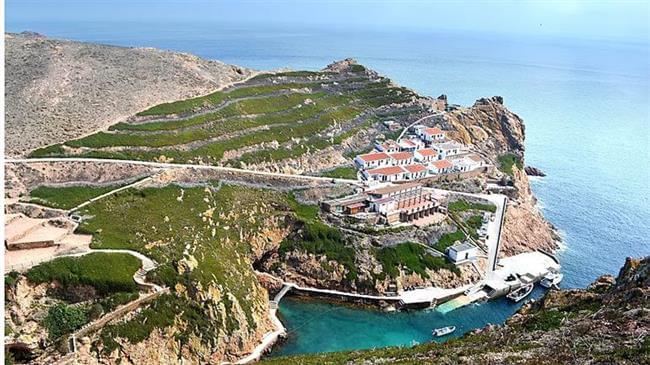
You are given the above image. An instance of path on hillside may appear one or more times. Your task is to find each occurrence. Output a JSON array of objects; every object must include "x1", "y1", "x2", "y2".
[{"x1": 6, "y1": 158, "x2": 362, "y2": 186}]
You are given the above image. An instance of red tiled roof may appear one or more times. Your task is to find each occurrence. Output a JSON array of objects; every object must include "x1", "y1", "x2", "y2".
[
  {"x1": 404, "y1": 164, "x2": 427, "y2": 173},
  {"x1": 424, "y1": 127, "x2": 443, "y2": 135},
  {"x1": 417, "y1": 148, "x2": 438, "y2": 157},
  {"x1": 389, "y1": 152, "x2": 414, "y2": 160},
  {"x1": 366, "y1": 166, "x2": 405, "y2": 176},
  {"x1": 432, "y1": 159, "x2": 453, "y2": 169},
  {"x1": 357, "y1": 152, "x2": 390, "y2": 162}
]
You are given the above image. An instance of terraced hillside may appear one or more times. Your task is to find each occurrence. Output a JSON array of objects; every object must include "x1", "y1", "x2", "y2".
[{"x1": 31, "y1": 60, "x2": 425, "y2": 170}]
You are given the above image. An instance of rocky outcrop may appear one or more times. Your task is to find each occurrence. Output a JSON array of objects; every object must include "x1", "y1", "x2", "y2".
[
  {"x1": 443, "y1": 96, "x2": 559, "y2": 255},
  {"x1": 524, "y1": 166, "x2": 546, "y2": 177},
  {"x1": 5, "y1": 32, "x2": 252, "y2": 157},
  {"x1": 444, "y1": 96, "x2": 526, "y2": 159},
  {"x1": 263, "y1": 256, "x2": 650, "y2": 364}
]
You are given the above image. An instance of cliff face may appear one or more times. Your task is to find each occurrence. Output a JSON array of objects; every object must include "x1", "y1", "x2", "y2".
[
  {"x1": 5, "y1": 32, "x2": 252, "y2": 157},
  {"x1": 445, "y1": 96, "x2": 560, "y2": 255},
  {"x1": 263, "y1": 256, "x2": 650, "y2": 364}
]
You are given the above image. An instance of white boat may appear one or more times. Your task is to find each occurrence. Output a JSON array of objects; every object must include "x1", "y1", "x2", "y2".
[
  {"x1": 432, "y1": 326, "x2": 456, "y2": 337},
  {"x1": 540, "y1": 271, "x2": 564, "y2": 288},
  {"x1": 506, "y1": 283, "x2": 534, "y2": 302}
]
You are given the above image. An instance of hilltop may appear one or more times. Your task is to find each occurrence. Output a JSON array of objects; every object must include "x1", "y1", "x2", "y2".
[{"x1": 5, "y1": 32, "x2": 252, "y2": 157}]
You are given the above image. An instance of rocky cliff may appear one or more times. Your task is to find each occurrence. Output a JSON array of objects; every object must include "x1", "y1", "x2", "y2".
[
  {"x1": 263, "y1": 256, "x2": 650, "y2": 364},
  {"x1": 5, "y1": 32, "x2": 252, "y2": 157},
  {"x1": 444, "y1": 96, "x2": 560, "y2": 255}
]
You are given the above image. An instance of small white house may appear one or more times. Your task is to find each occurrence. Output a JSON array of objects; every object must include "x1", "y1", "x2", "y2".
[
  {"x1": 417, "y1": 127, "x2": 445, "y2": 143},
  {"x1": 446, "y1": 242, "x2": 478, "y2": 264},
  {"x1": 363, "y1": 166, "x2": 406, "y2": 182},
  {"x1": 374, "y1": 140, "x2": 400, "y2": 153},
  {"x1": 430, "y1": 141, "x2": 464, "y2": 159},
  {"x1": 354, "y1": 152, "x2": 391, "y2": 169},
  {"x1": 389, "y1": 151, "x2": 414, "y2": 166},
  {"x1": 414, "y1": 148, "x2": 440, "y2": 163},
  {"x1": 403, "y1": 164, "x2": 427, "y2": 180},
  {"x1": 429, "y1": 159, "x2": 453, "y2": 174},
  {"x1": 452, "y1": 154, "x2": 484, "y2": 172}
]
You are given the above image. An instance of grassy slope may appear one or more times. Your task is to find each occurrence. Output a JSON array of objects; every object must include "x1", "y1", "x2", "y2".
[
  {"x1": 74, "y1": 183, "x2": 301, "y2": 356},
  {"x1": 30, "y1": 69, "x2": 417, "y2": 166},
  {"x1": 25, "y1": 184, "x2": 131, "y2": 210},
  {"x1": 26, "y1": 252, "x2": 141, "y2": 295}
]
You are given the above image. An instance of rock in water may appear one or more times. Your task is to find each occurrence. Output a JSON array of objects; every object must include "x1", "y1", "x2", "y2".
[{"x1": 525, "y1": 166, "x2": 546, "y2": 177}]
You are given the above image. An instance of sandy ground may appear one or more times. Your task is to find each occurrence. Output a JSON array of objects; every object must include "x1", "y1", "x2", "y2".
[{"x1": 4, "y1": 214, "x2": 92, "y2": 273}]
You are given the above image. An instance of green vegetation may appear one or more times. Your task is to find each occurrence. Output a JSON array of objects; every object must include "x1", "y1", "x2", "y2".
[
  {"x1": 33, "y1": 69, "x2": 417, "y2": 166},
  {"x1": 375, "y1": 242, "x2": 459, "y2": 279},
  {"x1": 77, "y1": 184, "x2": 301, "y2": 353},
  {"x1": 523, "y1": 310, "x2": 566, "y2": 331},
  {"x1": 279, "y1": 221, "x2": 358, "y2": 281},
  {"x1": 319, "y1": 166, "x2": 358, "y2": 180},
  {"x1": 136, "y1": 82, "x2": 318, "y2": 116},
  {"x1": 434, "y1": 230, "x2": 466, "y2": 253},
  {"x1": 26, "y1": 253, "x2": 141, "y2": 296},
  {"x1": 25, "y1": 183, "x2": 133, "y2": 210},
  {"x1": 448, "y1": 199, "x2": 496, "y2": 213},
  {"x1": 4, "y1": 271, "x2": 20, "y2": 288},
  {"x1": 43, "y1": 303, "x2": 87, "y2": 339},
  {"x1": 498, "y1": 153, "x2": 523, "y2": 176}
]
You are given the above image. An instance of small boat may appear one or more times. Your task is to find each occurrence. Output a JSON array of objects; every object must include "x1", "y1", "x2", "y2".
[
  {"x1": 540, "y1": 271, "x2": 564, "y2": 288},
  {"x1": 507, "y1": 283, "x2": 534, "y2": 302},
  {"x1": 432, "y1": 326, "x2": 456, "y2": 337}
]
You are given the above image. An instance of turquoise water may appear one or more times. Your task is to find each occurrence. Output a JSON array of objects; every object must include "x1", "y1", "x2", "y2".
[{"x1": 6, "y1": 21, "x2": 649, "y2": 355}]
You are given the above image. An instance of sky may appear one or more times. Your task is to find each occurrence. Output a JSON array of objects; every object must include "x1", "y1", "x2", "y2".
[{"x1": 5, "y1": 0, "x2": 650, "y2": 43}]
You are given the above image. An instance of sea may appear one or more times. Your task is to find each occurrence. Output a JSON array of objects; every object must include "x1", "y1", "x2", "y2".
[{"x1": 6, "y1": 20, "x2": 649, "y2": 356}]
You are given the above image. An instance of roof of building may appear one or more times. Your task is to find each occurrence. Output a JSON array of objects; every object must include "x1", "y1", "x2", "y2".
[
  {"x1": 374, "y1": 196, "x2": 395, "y2": 204},
  {"x1": 366, "y1": 182, "x2": 421, "y2": 195},
  {"x1": 437, "y1": 140, "x2": 464, "y2": 150},
  {"x1": 424, "y1": 127, "x2": 444, "y2": 135},
  {"x1": 366, "y1": 166, "x2": 405, "y2": 176},
  {"x1": 357, "y1": 152, "x2": 390, "y2": 162},
  {"x1": 432, "y1": 159, "x2": 453, "y2": 169},
  {"x1": 416, "y1": 148, "x2": 438, "y2": 157},
  {"x1": 467, "y1": 154, "x2": 482, "y2": 162},
  {"x1": 390, "y1": 152, "x2": 414, "y2": 160},
  {"x1": 449, "y1": 241, "x2": 477, "y2": 252},
  {"x1": 404, "y1": 164, "x2": 427, "y2": 173}
]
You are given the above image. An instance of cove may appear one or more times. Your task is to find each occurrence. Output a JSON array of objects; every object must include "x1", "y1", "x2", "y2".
[{"x1": 271, "y1": 286, "x2": 547, "y2": 356}]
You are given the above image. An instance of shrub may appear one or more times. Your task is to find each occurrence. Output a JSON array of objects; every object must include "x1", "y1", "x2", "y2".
[
  {"x1": 26, "y1": 253, "x2": 141, "y2": 297},
  {"x1": 434, "y1": 230, "x2": 466, "y2": 252},
  {"x1": 26, "y1": 184, "x2": 130, "y2": 210},
  {"x1": 448, "y1": 199, "x2": 496, "y2": 213},
  {"x1": 375, "y1": 242, "x2": 459, "y2": 279},
  {"x1": 43, "y1": 303, "x2": 87, "y2": 339},
  {"x1": 498, "y1": 153, "x2": 523, "y2": 176}
]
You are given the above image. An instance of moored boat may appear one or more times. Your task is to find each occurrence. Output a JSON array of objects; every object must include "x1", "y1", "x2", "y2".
[
  {"x1": 540, "y1": 271, "x2": 564, "y2": 288},
  {"x1": 506, "y1": 283, "x2": 534, "y2": 302},
  {"x1": 432, "y1": 326, "x2": 456, "y2": 337}
]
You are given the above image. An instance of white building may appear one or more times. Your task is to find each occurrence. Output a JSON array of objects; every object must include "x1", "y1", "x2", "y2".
[
  {"x1": 430, "y1": 140, "x2": 464, "y2": 159},
  {"x1": 403, "y1": 164, "x2": 427, "y2": 180},
  {"x1": 417, "y1": 126, "x2": 445, "y2": 143},
  {"x1": 389, "y1": 151, "x2": 414, "y2": 166},
  {"x1": 362, "y1": 166, "x2": 407, "y2": 182},
  {"x1": 374, "y1": 140, "x2": 400, "y2": 153},
  {"x1": 429, "y1": 159, "x2": 453, "y2": 174},
  {"x1": 451, "y1": 154, "x2": 485, "y2": 172},
  {"x1": 446, "y1": 242, "x2": 478, "y2": 264},
  {"x1": 354, "y1": 152, "x2": 391, "y2": 169},
  {"x1": 414, "y1": 148, "x2": 440, "y2": 163}
]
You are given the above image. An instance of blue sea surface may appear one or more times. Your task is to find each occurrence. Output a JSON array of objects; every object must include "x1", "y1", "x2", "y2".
[{"x1": 6, "y1": 20, "x2": 649, "y2": 355}]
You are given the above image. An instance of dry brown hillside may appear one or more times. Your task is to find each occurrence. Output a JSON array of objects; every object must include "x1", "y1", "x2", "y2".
[{"x1": 4, "y1": 32, "x2": 253, "y2": 157}]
